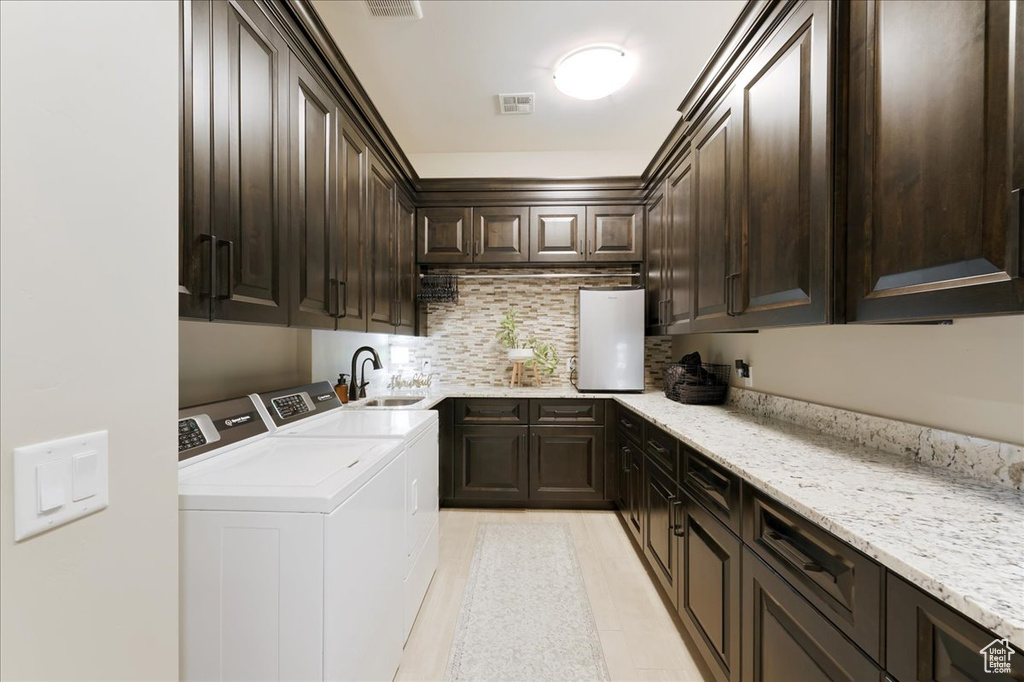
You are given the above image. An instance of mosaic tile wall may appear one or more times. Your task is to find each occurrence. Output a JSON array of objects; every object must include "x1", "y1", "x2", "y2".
[{"x1": 390, "y1": 268, "x2": 673, "y2": 390}]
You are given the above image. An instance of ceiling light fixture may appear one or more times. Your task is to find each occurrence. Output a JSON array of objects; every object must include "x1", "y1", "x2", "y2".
[{"x1": 553, "y1": 44, "x2": 634, "y2": 100}]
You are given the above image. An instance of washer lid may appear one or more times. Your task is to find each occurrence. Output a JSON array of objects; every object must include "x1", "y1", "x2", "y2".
[
  {"x1": 273, "y1": 409, "x2": 437, "y2": 440},
  {"x1": 178, "y1": 437, "x2": 403, "y2": 513}
]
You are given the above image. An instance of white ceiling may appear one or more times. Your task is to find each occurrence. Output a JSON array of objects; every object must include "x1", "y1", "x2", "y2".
[{"x1": 311, "y1": 0, "x2": 744, "y2": 178}]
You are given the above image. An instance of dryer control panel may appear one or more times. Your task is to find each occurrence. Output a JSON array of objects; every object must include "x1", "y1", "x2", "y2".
[
  {"x1": 257, "y1": 382, "x2": 343, "y2": 428},
  {"x1": 177, "y1": 396, "x2": 268, "y2": 464}
]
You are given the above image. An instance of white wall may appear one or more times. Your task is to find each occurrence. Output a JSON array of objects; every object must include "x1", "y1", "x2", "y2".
[
  {"x1": 179, "y1": 321, "x2": 313, "y2": 406},
  {"x1": 674, "y1": 316, "x2": 1024, "y2": 445},
  {"x1": 0, "y1": 2, "x2": 179, "y2": 680}
]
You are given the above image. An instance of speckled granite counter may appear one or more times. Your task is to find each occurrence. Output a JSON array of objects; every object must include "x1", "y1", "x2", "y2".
[{"x1": 355, "y1": 386, "x2": 1024, "y2": 646}]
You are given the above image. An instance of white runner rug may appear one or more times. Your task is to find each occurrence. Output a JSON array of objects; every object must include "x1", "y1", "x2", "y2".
[{"x1": 445, "y1": 522, "x2": 611, "y2": 682}]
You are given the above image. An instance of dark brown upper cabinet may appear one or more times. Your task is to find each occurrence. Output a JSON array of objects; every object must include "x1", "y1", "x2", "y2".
[
  {"x1": 666, "y1": 153, "x2": 694, "y2": 332},
  {"x1": 395, "y1": 190, "x2": 416, "y2": 335},
  {"x1": 180, "y1": 0, "x2": 214, "y2": 320},
  {"x1": 645, "y1": 188, "x2": 668, "y2": 331},
  {"x1": 335, "y1": 114, "x2": 368, "y2": 331},
  {"x1": 210, "y1": 0, "x2": 289, "y2": 325},
  {"x1": 732, "y1": 0, "x2": 832, "y2": 328},
  {"x1": 691, "y1": 91, "x2": 740, "y2": 330},
  {"x1": 846, "y1": 0, "x2": 1024, "y2": 322},
  {"x1": 586, "y1": 206, "x2": 644, "y2": 262},
  {"x1": 367, "y1": 154, "x2": 397, "y2": 333},
  {"x1": 475, "y1": 206, "x2": 529, "y2": 263},
  {"x1": 418, "y1": 207, "x2": 473, "y2": 264},
  {"x1": 530, "y1": 206, "x2": 586, "y2": 262},
  {"x1": 288, "y1": 52, "x2": 338, "y2": 330}
]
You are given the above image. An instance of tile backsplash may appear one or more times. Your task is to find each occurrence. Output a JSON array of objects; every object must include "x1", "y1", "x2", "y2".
[{"x1": 389, "y1": 268, "x2": 672, "y2": 390}]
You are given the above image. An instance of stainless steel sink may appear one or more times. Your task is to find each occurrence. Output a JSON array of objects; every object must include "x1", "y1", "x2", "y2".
[{"x1": 355, "y1": 396, "x2": 427, "y2": 408}]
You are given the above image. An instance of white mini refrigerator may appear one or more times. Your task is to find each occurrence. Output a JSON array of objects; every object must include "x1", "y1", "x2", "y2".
[{"x1": 577, "y1": 287, "x2": 646, "y2": 392}]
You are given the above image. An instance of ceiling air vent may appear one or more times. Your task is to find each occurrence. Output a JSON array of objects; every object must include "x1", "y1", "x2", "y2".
[
  {"x1": 364, "y1": 0, "x2": 423, "y2": 19},
  {"x1": 498, "y1": 93, "x2": 535, "y2": 115}
]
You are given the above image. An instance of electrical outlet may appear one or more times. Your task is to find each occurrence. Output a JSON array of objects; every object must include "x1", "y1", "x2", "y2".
[
  {"x1": 567, "y1": 357, "x2": 577, "y2": 373},
  {"x1": 744, "y1": 365, "x2": 753, "y2": 387}
]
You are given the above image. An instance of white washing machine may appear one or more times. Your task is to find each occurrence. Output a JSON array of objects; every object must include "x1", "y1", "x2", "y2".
[
  {"x1": 254, "y1": 383, "x2": 439, "y2": 642},
  {"x1": 178, "y1": 394, "x2": 406, "y2": 682}
]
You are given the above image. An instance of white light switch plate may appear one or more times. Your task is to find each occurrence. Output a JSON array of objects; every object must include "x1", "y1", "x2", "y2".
[{"x1": 13, "y1": 431, "x2": 108, "y2": 541}]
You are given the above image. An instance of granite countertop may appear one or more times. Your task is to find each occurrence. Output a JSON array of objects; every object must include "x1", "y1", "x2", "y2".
[{"x1": 354, "y1": 385, "x2": 1024, "y2": 645}]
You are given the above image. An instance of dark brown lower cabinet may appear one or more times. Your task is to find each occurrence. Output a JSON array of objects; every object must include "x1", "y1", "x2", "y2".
[
  {"x1": 887, "y1": 574, "x2": 1023, "y2": 682},
  {"x1": 615, "y1": 432, "x2": 636, "y2": 512},
  {"x1": 643, "y1": 460, "x2": 678, "y2": 607},
  {"x1": 678, "y1": 492, "x2": 741, "y2": 682},
  {"x1": 529, "y1": 426, "x2": 604, "y2": 502},
  {"x1": 627, "y1": 448, "x2": 644, "y2": 545},
  {"x1": 742, "y1": 547, "x2": 883, "y2": 682},
  {"x1": 452, "y1": 425, "x2": 528, "y2": 502}
]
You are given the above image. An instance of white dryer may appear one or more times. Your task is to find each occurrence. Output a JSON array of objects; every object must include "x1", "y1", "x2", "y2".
[
  {"x1": 178, "y1": 394, "x2": 406, "y2": 682},
  {"x1": 255, "y1": 383, "x2": 439, "y2": 642}
]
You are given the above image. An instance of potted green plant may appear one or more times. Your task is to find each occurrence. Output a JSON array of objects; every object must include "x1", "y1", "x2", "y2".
[
  {"x1": 495, "y1": 308, "x2": 534, "y2": 361},
  {"x1": 529, "y1": 339, "x2": 560, "y2": 377}
]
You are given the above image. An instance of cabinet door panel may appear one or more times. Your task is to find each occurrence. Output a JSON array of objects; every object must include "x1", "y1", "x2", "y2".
[
  {"x1": 211, "y1": 0, "x2": 289, "y2": 324},
  {"x1": 667, "y1": 155, "x2": 693, "y2": 331},
  {"x1": 529, "y1": 426, "x2": 604, "y2": 501},
  {"x1": 742, "y1": 548, "x2": 883, "y2": 682},
  {"x1": 418, "y1": 208, "x2": 473, "y2": 264},
  {"x1": 692, "y1": 98, "x2": 738, "y2": 329},
  {"x1": 289, "y1": 54, "x2": 336, "y2": 329},
  {"x1": 679, "y1": 493, "x2": 741, "y2": 682},
  {"x1": 336, "y1": 117, "x2": 368, "y2": 330},
  {"x1": 587, "y1": 206, "x2": 644, "y2": 262},
  {"x1": 628, "y1": 449, "x2": 643, "y2": 545},
  {"x1": 847, "y1": 0, "x2": 1024, "y2": 321},
  {"x1": 646, "y1": 190, "x2": 667, "y2": 330},
  {"x1": 367, "y1": 156, "x2": 396, "y2": 333},
  {"x1": 453, "y1": 426, "x2": 528, "y2": 502},
  {"x1": 643, "y1": 461, "x2": 678, "y2": 606},
  {"x1": 737, "y1": 1, "x2": 831, "y2": 327},
  {"x1": 475, "y1": 207, "x2": 529, "y2": 263},
  {"x1": 530, "y1": 206, "x2": 586, "y2": 262},
  {"x1": 395, "y1": 191, "x2": 416, "y2": 335},
  {"x1": 180, "y1": 0, "x2": 214, "y2": 319},
  {"x1": 615, "y1": 431, "x2": 634, "y2": 512}
]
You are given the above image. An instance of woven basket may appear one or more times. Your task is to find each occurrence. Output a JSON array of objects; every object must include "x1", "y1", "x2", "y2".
[{"x1": 663, "y1": 362, "x2": 731, "y2": 405}]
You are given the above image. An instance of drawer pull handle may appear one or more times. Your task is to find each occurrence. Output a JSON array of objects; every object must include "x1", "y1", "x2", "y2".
[
  {"x1": 621, "y1": 446, "x2": 631, "y2": 472},
  {"x1": 648, "y1": 441, "x2": 669, "y2": 456},
  {"x1": 764, "y1": 530, "x2": 823, "y2": 573},
  {"x1": 551, "y1": 408, "x2": 585, "y2": 415},
  {"x1": 475, "y1": 408, "x2": 512, "y2": 415},
  {"x1": 620, "y1": 418, "x2": 635, "y2": 429},
  {"x1": 671, "y1": 500, "x2": 685, "y2": 536},
  {"x1": 690, "y1": 469, "x2": 725, "y2": 492}
]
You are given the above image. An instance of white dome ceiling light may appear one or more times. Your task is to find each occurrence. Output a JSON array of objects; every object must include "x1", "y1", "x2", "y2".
[{"x1": 553, "y1": 44, "x2": 635, "y2": 100}]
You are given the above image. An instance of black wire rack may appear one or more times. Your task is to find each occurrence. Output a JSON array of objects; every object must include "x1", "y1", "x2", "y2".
[{"x1": 417, "y1": 273, "x2": 459, "y2": 303}]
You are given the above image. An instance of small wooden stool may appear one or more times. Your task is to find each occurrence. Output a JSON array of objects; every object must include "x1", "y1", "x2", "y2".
[{"x1": 509, "y1": 360, "x2": 540, "y2": 388}]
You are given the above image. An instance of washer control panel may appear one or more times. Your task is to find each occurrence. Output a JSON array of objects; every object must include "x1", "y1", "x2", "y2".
[
  {"x1": 178, "y1": 418, "x2": 207, "y2": 452},
  {"x1": 257, "y1": 382, "x2": 343, "y2": 428},
  {"x1": 271, "y1": 392, "x2": 314, "y2": 420},
  {"x1": 177, "y1": 396, "x2": 267, "y2": 465}
]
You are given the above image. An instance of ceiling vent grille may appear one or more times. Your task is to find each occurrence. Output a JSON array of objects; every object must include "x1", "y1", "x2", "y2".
[
  {"x1": 364, "y1": 0, "x2": 423, "y2": 19},
  {"x1": 498, "y1": 93, "x2": 535, "y2": 115}
]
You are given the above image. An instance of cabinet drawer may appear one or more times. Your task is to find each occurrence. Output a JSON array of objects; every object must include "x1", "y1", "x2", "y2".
[
  {"x1": 530, "y1": 399, "x2": 605, "y2": 425},
  {"x1": 886, "y1": 573, "x2": 1019, "y2": 682},
  {"x1": 616, "y1": 406, "x2": 644, "y2": 444},
  {"x1": 454, "y1": 398, "x2": 528, "y2": 425},
  {"x1": 645, "y1": 424, "x2": 678, "y2": 478},
  {"x1": 742, "y1": 548, "x2": 884, "y2": 682},
  {"x1": 742, "y1": 487, "x2": 884, "y2": 662},
  {"x1": 682, "y1": 445, "x2": 741, "y2": 533}
]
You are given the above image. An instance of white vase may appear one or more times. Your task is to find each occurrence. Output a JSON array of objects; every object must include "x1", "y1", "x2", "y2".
[{"x1": 508, "y1": 348, "x2": 533, "y2": 361}]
